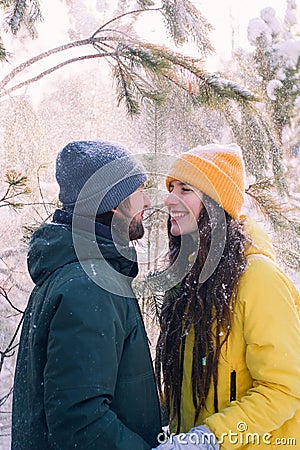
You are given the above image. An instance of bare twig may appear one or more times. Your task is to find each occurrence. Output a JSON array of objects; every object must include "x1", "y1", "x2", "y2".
[
  {"x1": 91, "y1": 8, "x2": 162, "y2": 37},
  {"x1": 0, "y1": 37, "x2": 100, "y2": 89},
  {"x1": 0, "y1": 52, "x2": 116, "y2": 98},
  {"x1": 0, "y1": 388, "x2": 13, "y2": 408},
  {"x1": 0, "y1": 313, "x2": 24, "y2": 373},
  {"x1": 0, "y1": 286, "x2": 24, "y2": 314}
]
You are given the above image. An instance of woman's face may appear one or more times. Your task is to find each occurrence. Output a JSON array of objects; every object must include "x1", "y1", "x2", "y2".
[{"x1": 165, "y1": 180, "x2": 203, "y2": 236}]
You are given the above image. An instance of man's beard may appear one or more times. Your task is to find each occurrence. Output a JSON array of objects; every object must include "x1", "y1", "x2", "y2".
[{"x1": 129, "y1": 217, "x2": 144, "y2": 241}]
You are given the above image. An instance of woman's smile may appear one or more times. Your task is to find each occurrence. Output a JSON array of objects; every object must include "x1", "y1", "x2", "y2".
[{"x1": 165, "y1": 180, "x2": 203, "y2": 236}]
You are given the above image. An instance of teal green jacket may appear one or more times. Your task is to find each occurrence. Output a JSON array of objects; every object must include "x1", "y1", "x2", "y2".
[{"x1": 12, "y1": 217, "x2": 161, "y2": 449}]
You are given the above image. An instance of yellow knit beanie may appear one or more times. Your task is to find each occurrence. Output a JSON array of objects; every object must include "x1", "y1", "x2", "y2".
[{"x1": 166, "y1": 143, "x2": 245, "y2": 219}]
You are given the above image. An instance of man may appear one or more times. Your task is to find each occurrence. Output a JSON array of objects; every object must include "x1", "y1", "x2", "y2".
[{"x1": 12, "y1": 140, "x2": 162, "y2": 450}]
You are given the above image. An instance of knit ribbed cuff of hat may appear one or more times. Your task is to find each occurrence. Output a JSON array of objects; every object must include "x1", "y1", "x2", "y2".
[{"x1": 166, "y1": 144, "x2": 245, "y2": 220}]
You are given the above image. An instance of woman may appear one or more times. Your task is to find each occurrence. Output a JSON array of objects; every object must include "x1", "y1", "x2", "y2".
[{"x1": 154, "y1": 143, "x2": 300, "y2": 450}]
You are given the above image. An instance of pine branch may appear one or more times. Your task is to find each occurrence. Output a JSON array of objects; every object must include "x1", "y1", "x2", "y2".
[
  {"x1": 112, "y1": 42, "x2": 201, "y2": 114},
  {"x1": 245, "y1": 181, "x2": 300, "y2": 270},
  {"x1": 133, "y1": 277, "x2": 164, "y2": 323},
  {"x1": 136, "y1": 0, "x2": 155, "y2": 7},
  {"x1": 4, "y1": 169, "x2": 28, "y2": 190},
  {"x1": 161, "y1": 0, "x2": 214, "y2": 54},
  {"x1": 239, "y1": 108, "x2": 269, "y2": 178},
  {"x1": 114, "y1": 55, "x2": 140, "y2": 115},
  {"x1": 8, "y1": 0, "x2": 27, "y2": 35},
  {"x1": 246, "y1": 178, "x2": 299, "y2": 234},
  {"x1": 193, "y1": 76, "x2": 259, "y2": 108},
  {"x1": 0, "y1": 170, "x2": 31, "y2": 209},
  {"x1": 117, "y1": 41, "x2": 171, "y2": 72},
  {"x1": 0, "y1": 14, "x2": 258, "y2": 112},
  {"x1": 122, "y1": 43, "x2": 258, "y2": 102},
  {"x1": 2, "y1": 0, "x2": 42, "y2": 37},
  {"x1": 142, "y1": 43, "x2": 205, "y2": 75},
  {"x1": 27, "y1": 0, "x2": 42, "y2": 29},
  {"x1": 224, "y1": 102, "x2": 288, "y2": 194},
  {"x1": 0, "y1": 39, "x2": 8, "y2": 62},
  {"x1": 0, "y1": 170, "x2": 56, "y2": 212},
  {"x1": 251, "y1": 105, "x2": 287, "y2": 193},
  {"x1": 117, "y1": 74, "x2": 163, "y2": 115},
  {"x1": 204, "y1": 75, "x2": 260, "y2": 102}
]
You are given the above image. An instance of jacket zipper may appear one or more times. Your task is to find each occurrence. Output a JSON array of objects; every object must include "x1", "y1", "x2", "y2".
[{"x1": 230, "y1": 370, "x2": 236, "y2": 401}]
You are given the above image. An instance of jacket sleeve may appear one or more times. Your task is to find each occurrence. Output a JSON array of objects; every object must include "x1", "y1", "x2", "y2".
[
  {"x1": 43, "y1": 274, "x2": 151, "y2": 450},
  {"x1": 204, "y1": 256, "x2": 300, "y2": 450}
]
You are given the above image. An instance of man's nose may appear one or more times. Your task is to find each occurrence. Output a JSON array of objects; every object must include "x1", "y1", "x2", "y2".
[{"x1": 143, "y1": 192, "x2": 151, "y2": 208}]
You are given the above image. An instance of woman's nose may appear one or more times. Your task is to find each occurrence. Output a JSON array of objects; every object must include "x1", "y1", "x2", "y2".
[{"x1": 165, "y1": 191, "x2": 178, "y2": 206}]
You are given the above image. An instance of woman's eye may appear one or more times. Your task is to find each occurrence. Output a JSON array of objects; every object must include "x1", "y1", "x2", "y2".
[{"x1": 182, "y1": 187, "x2": 192, "y2": 192}]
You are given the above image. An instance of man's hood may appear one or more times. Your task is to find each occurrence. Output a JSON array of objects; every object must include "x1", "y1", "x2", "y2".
[
  {"x1": 27, "y1": 223, "x2": 138, "y2": 285},
  {"x1": 241, "y1": 214, "x2": 276, "y2": 261}
]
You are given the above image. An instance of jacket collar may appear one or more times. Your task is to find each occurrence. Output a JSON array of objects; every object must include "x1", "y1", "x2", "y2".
[
  {"x1": 53, "y1": 208, "x2": 114, "y2": 242},
  {"x1": 28, "y1": 210, "x2": 138, "y2": 285}
]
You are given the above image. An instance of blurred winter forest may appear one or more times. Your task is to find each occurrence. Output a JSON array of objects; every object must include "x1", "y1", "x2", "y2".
[{"x1": 0, "y1": 0, "x2": 300, "y2": 447}]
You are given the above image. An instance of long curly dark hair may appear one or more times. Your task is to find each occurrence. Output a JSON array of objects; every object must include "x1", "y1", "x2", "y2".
[{"x1": 155, "y1": 194, "x2": 249, "y2": 432}]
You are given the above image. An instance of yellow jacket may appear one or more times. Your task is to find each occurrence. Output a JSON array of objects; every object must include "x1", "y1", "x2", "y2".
[{"x1": 177, "y1": 216, "x2": 300, "y2": 449}]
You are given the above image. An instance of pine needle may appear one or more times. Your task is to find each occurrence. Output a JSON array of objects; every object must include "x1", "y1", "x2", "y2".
[
  {"x1": 161, "y1": 0, "x2": 214, "y2": 55},
  {"x1": 246, "y1": 178, "x2": 299, "y2": 233}
]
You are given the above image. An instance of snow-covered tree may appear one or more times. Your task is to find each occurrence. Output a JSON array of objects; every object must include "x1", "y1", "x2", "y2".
[
  {"x1": 235, "y1": 1, "x2": 300, "y2": 148},
  {"x1": 0, "y1": 0, "x2": 42, "y2": 61},
  {"x1": 224, "y1": 1, "x2": 300, "y2": 272}
]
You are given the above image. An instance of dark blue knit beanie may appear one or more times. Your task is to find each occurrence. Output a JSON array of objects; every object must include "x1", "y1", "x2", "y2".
[{"x1": 56, "y1": 140, "x2": 146, "y2": 216}]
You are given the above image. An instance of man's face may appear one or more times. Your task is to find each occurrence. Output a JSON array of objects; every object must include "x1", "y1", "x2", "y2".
[{"x1": 117, "y1": 184, "x2": 150, "y2": 241}]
